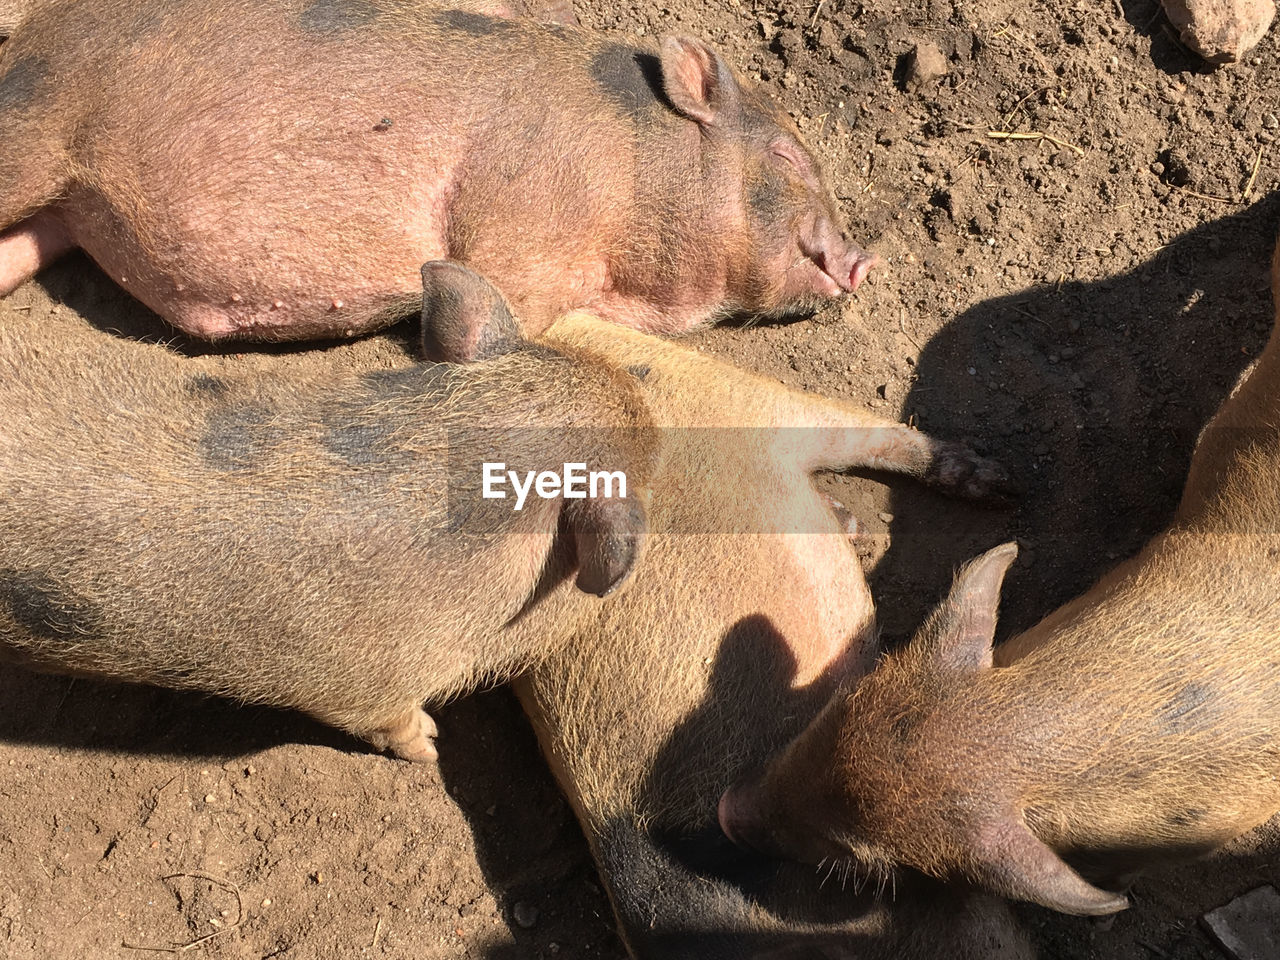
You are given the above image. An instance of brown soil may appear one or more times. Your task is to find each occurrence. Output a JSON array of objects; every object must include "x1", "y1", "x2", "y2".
[{"x1": 3, "y1": 1, "x2": 1280, "y2": 958}]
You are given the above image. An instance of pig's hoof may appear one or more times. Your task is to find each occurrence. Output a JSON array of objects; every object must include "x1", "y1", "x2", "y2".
[
  {"x1": 368, "y1": 708, "x2": 439, "y2": 763},
  {"x1": 927, "y1": 443, "x2": 1019, "y2": 502}
]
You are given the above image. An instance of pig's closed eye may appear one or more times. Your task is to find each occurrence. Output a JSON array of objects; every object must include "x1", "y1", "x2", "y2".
[
  {"x1": 769, "y1": 144, "x2": 812, "y2": 179},
  {"x1": 769, "y1": 145, "x2": 799, "y2": 167}
]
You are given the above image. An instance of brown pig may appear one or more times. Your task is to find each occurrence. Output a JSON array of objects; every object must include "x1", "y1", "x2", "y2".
[
  {"x1": 0, "y1": 262, "x2": 655, "y2": 762},
  {"x1": 509, "y1": 312, "x2": 1025, "y2": 958},
  {"x1": 0, "y1": 0, "x2": 876, "y2": 359},
  {"x1": 718, "y1": 246, "x2": 1280, "y2": 917}
]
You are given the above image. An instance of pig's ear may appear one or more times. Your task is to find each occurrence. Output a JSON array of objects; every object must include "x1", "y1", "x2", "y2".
[
  {"x1": 659, "y1": 35, "x2": 740, "y2": 127},
  {"x1": 970, "y1": 815, "x2": 1130, "y2": 916},
  {"x1": 921, "y1": 542, "x2": 1017, "y2": 672},
  {"x1": 566, "y1": 497, "x2": 647, "y2": 598},
  {"x1": 420, "y1": 260, "x2": 523, "y2": 363}
]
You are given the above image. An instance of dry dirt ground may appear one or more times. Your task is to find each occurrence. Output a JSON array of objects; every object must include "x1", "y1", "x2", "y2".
[{"x1": 3, "y1": 0, "x2": 1280, "y2": 958}]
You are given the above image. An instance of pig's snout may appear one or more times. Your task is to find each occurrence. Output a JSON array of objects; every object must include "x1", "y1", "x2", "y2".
[
  {"x1": 799, "y1": 221, "x2": 879, "y2": 296},
  {"x1": 718, "y1": 780, "x2": 786, "y2": 859},
  {"x1": 717, "y1": 785, "x2": 748, "y2": 848},
  {"x1": 720, "y1": 776, "x2": 862, "y2": 866}
]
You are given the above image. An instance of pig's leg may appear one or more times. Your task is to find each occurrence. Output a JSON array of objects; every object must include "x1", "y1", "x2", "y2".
[
  {"x1": 771, "y1": 394, "x2": 1016, "y2": 501},
  {"x1": 816, "y1": 422, "x2": 1015, "y2": 502},
  {"x1": 0, "y1": 213, "x2": 72, "y2": 296},
  {"x1": 547, "y1": 318, "x2": 1015, "y2": 502},
  {"x1": 359, "y1": 706, "x2": 439, "y2": 763}
]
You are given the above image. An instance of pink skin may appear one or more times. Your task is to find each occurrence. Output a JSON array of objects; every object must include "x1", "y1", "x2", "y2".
[{"x1": 0, "y1": 214, "x2": 72, "y2": 297}]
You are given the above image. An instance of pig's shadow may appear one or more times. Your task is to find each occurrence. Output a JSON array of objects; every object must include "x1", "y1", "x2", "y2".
[
  {"x1": 460, "y1": 614, "x2": 888, "y2": 960},
  {"x1": 872, "y1": 192, "x2": 1280, "y2": 645},
  {"x1": 471, "y1": 616, "x2": 1009, "y2": 959}
]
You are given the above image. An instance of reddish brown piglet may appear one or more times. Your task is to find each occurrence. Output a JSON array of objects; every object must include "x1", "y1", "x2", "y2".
[
  {"x1": 719, "y1": 247, "x2": 1280, "y2": 917},
  {"x1": 0, "y1": 0, "x2": 876, "y2": 359}
]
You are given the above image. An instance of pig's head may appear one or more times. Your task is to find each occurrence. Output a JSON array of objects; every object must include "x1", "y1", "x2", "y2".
[
  {"x1": 719, "y1": 543, "x2": 1131, "y2": 917},
  {"x1": 656, "y1": 36, "x2": 878, "y2": 318}
]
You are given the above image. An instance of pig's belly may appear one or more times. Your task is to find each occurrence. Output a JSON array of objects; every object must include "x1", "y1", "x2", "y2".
[
  {"x1": 771, "y1": 531, "x2": 876, "y2": 685},
  {"x1": 59, "y1": 186, "x2": 448, "y2": 341}
]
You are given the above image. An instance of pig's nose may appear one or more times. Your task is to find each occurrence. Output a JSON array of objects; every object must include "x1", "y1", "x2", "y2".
[
  {"x1": 848, "y1": 251, "x2": 879, "y2": 292},
  {"x1": 717, "y1": 785, "x2": 754, "y2": 850}
]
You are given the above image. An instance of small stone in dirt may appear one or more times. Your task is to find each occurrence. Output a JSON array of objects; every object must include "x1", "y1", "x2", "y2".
[
  {"x1": 1202, "y1": 885, "x2": 1280, "y2": 959},
  {"x1": 1160, "y1": 0, "x2": 1276, "y2": 63},
  {"x1": 904, "y1": 41, "x2": 948, "y2": 91},
  {"x1": 512, "y1": 901, "x2": 539, "y2": 929},
  {"x1": 877, "y1": 512, "x2": 894, "y2": 523}
]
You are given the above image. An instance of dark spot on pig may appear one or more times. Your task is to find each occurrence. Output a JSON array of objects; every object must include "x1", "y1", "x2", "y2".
[
  {"x1": 0, "y1": 56, "x2": 47, "y2": 112},
  {"x1": 746, "y1": 171, "x2": 787, "y2": 227},
  {"x1": 1167, "y1": 807, "x2": 1208, "y2": 827},
  {"x1": 298, "y1": 0, "x2": 379, "y2": 35},
  {"x1": 321, "y1": 419, "x2": 398, "y2": 467},
  {"x1": 0, "y1": 571, "x2": 100, "y2": 644},
  {"x1": 187, "y1": 374, "x2": 230, "y2": 398},
  {"x1": 200, "y1": 405, "x2": 277, "y2": 471},
  {"x1": 436, "y1": 9, "x2": 512, "y2": 35},
  {"x1": 626, "y1": 364, "x2": 651, "y2": 381},
  {"x1": 1161, "y1": 682, "x2": 1216, "y2": 733},
  {"x1": 589, "y1": 45, "x2": 668, "y2": 121}
]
